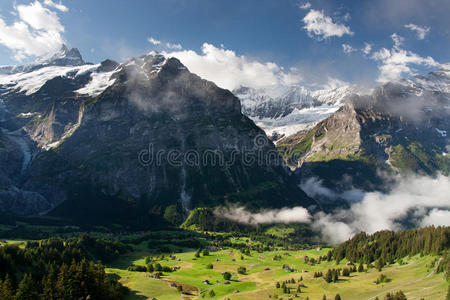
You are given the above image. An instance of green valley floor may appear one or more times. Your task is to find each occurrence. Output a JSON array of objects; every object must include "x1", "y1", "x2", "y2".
[{"x1": 105, "y1": 244, "x2": 447, "y2": 300}]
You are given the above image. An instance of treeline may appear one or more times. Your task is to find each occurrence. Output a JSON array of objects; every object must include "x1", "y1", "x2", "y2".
[
  {"x1": 0, "y1": 259, "x2": 122, "y2": 300},
  {"x1": 26, "y1": 234, "x2": 131, "y2": 263},
  {"x1": 0, "y1": 235, "x2": 129, "y2": 299},
  {"x1": 332, "y1": 226, "x2": 449, "y2": 266}
]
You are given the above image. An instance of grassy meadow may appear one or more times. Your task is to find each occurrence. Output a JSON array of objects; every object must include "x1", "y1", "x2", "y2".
[{"x1": 105, "y1": 242, "x2": 447, "y2": 300}]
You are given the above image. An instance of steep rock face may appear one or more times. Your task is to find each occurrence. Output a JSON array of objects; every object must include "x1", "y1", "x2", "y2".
[
  {"x1": 278, "y1": 100, "x2": 362, "y2": 169},
  {"x1": 0, "y1": 51, "x2": 123, "y2": 215},
  {"x1": 0, "y1": 49, "x2": 119, "y2": 216},
  {"x1": 23, "y1": 54, "x2": 314, "y2": 225},
  {"x1": 0, "y1": 128, "x2": 51, "y2": 214},
  {"x1": 278, "y1": 68, "x2": 450, "y2": 191}
]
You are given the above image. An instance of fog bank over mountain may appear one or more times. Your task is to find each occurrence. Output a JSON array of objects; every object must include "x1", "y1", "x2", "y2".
[{"x1": 219, "y1": 174, "x2": 450, "y2": 244}]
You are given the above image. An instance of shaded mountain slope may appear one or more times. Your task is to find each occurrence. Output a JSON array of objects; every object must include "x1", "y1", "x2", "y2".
[{"x1": 8, "y1": 53, "x2": 315, "y2": 226}]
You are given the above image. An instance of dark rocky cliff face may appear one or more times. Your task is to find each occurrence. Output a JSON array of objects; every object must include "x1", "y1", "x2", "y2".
[
  {"x1": 20, "y1": 54, "x2": 313, "y2": 226},
  {"x1": 0, "y1": 127, "x2": 52, "y2": 214}
]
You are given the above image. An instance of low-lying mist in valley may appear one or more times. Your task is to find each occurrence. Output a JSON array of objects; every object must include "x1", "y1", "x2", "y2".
[
  {"x1": 216, "y1": 174, "x2": 450, "y2": 244},
  {"x1": 215, "y1": 205, "x2": 312, "y2": 225}
]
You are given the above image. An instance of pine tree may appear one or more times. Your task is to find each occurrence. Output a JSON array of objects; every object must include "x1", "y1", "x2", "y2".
[
  {"x1": 324, "y1": 269, "x2": 332, "y2": 283},
  {"x1": 42, "y1": 265, "x2": 58, "y2": 300},
  {"x1": 327, "y1": 250, "x2": 332, "y2": 261},
  {"x1": 394, "y1": 291, "x2": 407, "y2": 300},
  {"x1": 209, "y1": 289, "x2": 215, "y2": 297},
  {"x1": 147, "y1": 264, "x2": 154, "y2": 272},
  {"x1": 0, "y1": 274, "x2": 15, "y2": 300},
  {"x1": 358, "y1": 263, "x2": 364, "y2": 272},
  {"x1": 296, "y1": 285, "x2": 301, "y2": 293},
  {"x1": 335, "y1": 294, "x2": 342, "y2": 300},
  {"x1": 276, "y1": 282, "x2": 280, "y2": 288},
  {"x1": 376, "y1": 259, "x2": 384, "y2": 272},
  {"x1": 333, "y1": 270, "x2": 339, "y2": 283},
  {"x1": 16, "y1": 273, "x2": 38, "y2": 300}
]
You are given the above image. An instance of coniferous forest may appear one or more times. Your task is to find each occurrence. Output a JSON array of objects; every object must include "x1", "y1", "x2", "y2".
[
  {"x1": 332, "y1": 226, "x2": 450, "y2": 267},
  {"x1": 0, "y1": 235, "x2": 128, "y2": 299}
]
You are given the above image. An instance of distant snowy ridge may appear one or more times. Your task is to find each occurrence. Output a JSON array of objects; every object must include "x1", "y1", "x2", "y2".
[
  {"x1": 0, "y1": 45, "x2": 120, "y2": 98},
  {"x1": 401, "y1": 64, "x2": 450, "y2": 97},
  {"x1": 235, "y1": 84, "x2": 354, "y2": 138},
  {"x1": 0, "y1": 64, "x2": 97, "y2": 96}
]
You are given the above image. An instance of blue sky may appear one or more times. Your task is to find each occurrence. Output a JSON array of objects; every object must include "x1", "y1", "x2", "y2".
[{"x1": 1, "y1": 0, "x2": 449, "y2": 90}]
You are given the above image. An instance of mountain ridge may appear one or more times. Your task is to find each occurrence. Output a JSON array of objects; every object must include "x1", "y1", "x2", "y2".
[
  {"x1": 0, "y1": 49, "x2": 315, "y2": 224},
  {"x1": 235, "y1": 84, "x2": 355, "y2": 139},
  {"x1": 277, "y1": 67, "x2": 450, "y2": 192}
]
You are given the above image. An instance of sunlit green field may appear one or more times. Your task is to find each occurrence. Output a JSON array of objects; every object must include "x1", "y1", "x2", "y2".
[
  {"x1": 0, "y1": 239, "x2": 27, "y2": 248},
  {"x1": 106, "y1": 243, "x2": 448, "y2": 300}
]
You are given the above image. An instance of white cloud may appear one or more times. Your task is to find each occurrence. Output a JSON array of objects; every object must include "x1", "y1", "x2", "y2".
[
  {"x1": 421, "y1": 209, "x2": 450, "y2": 227},
  {"x1": 371, "y1": 33, "x2": 440, "y2": 83},
  {"x1": 302, "y1": 9, "x2": 353, "y2": 40},
  {"x1": 215, "y1": 205, "x2": 311, "y2": 225},
  {"x1": 299, "y1": 2, "x2": 311, "y2": 10},
  {"x1": 343, "y1": 13, "x2": 351, "y2": 22},
  {"x1": 219, "y1": 175, "x2": 450, "y2": 244},
  {"x1": 307, "y1": 174, "x2": 450, "y2": 244},
  {"x1": 342, "y1": 44, "x2": 356, "y2": 54},
  {"x1": 320, "y1": 76, "x2": 350, "y2": 90},
  {"x1": 362, "y1": 43, "x2": 372, "y2": 55},
  {"x1": 390, "y1": 33, "x2": 404, "y2": 48},
  {"x1": 165, "y1": 42, "x2": 182, "y2": 50},
  {"x1": 164, "y1": 43, "x2": 302, "y2": 90},
  {"x1": 43, "y1": 0, "x2": 68, "y2": 12},
  {"x1": 342, "y1": 42, "x2": 372, "y2": 56},
  {"x1": 405, "y1": 23, "x2": 430, "y2": 40},
  {"x1": 148, "y1": 37, "x2": 182, "y2": 50},
  {"x1": 17, "y1": 1, "x2": 64, "y2": 32},
  {"x1": 147, "y1": 37, "x2": 161, "y2": 45},
  {"x1": 219, "y1": 174, "x2": 450, "y2": 244},
  {"x1": 0, "y1": 1, "x2": 65, "y2": 61}
]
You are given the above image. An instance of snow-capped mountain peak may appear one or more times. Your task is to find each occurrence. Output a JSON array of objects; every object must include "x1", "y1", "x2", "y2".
[
  {"x1": 0, "y1": 44, "x2": 86, "y2": 76},
  {"x1": 35, "y1": 44, "x2": 85, "y2": 67}
]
